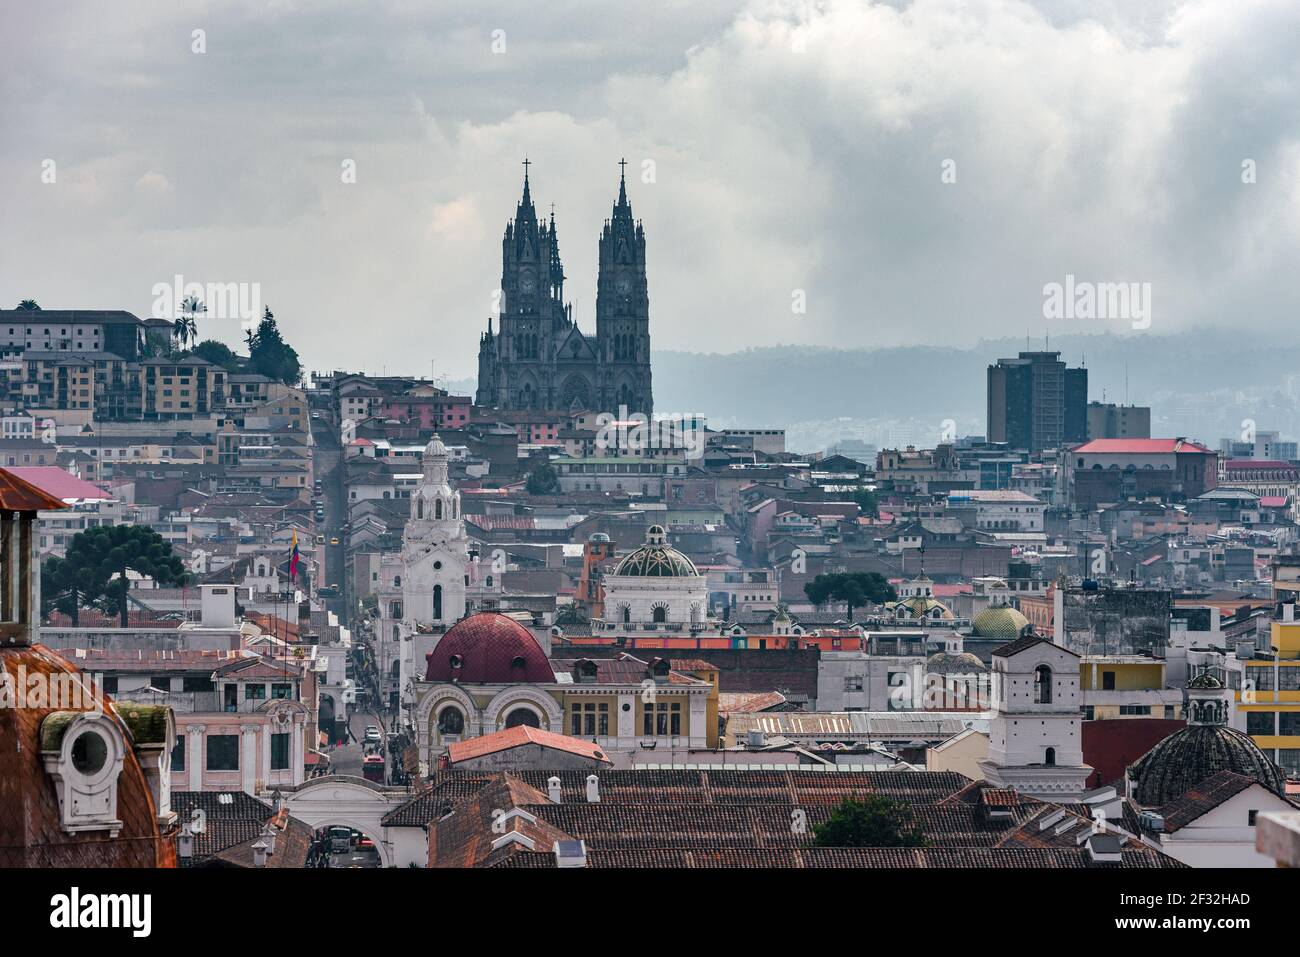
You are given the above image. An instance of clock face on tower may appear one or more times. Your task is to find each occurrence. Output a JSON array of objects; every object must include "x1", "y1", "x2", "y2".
[
  {"x1": 616, "y1": 276, "x2": 632, "y2": 295},
  {"x1": 520, "y1": 271, "x2": 536, "y2": 293}
]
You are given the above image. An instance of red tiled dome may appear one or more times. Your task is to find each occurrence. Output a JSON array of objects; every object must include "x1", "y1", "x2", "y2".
[{"x1": 425, "y1": 613, "x2": 554, "y2": 684}]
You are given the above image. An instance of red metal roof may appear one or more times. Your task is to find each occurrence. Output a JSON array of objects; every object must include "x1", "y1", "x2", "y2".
[
  {"x1": 1225, "y1": 459, "x2": 1296, "y2": 470},
  {"x1": 0, "y1": 467, "x2": 71, "y2": 511},
  {"x1": 1073, "y1": 439, "x2": 1211, "y2": 454},
  {"x1": 5, "y1": 467, "x2": 110, "y2": 503}
]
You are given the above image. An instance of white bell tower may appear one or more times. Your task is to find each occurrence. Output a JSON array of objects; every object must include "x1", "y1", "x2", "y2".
[
  {"x1": 979, "y1": 635, "x2": 1093, "y2": 801},
  {"x1": 398, "y1": 435, "x2": 468, "y2": 721}
]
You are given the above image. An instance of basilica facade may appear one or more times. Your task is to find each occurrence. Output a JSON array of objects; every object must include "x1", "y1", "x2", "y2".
[{"x1": 475, "y1": 161, "x2": 654, "y2": 414}]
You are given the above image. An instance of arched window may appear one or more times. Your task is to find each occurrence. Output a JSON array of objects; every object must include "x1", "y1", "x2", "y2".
[
  {"x1": 435, "y1": 498, "x2": 443, "y2": 519},
  {"x1": 1044, "y1": 747, "x2": 1056, "y2": 766},
  {"x1": 417, "y1": 498, "x2": 424, "y2": 519},
  {"x1": 622, "y1": 605, "x2": 631, "y2": 624},
  {"x1": 437, "y1": 707, "x2": 464, "y2": 735},
  {"x1": 505, "y1": 708, "x2": 540, "y2": 729},
  {"x1": 652, "y1": 605, "x2": 667, "y2": 624},
  {"x1": 394, "y1": 575, "x2": 401, "y2": 587},
  {"x1": 1034, "y1": 665, "x2": 1053, "y2": 704},
  {"x1": 433, "y1": 584, "x2": 443, "y2": 620}
]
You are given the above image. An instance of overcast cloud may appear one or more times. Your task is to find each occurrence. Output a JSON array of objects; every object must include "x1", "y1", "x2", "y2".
[{"x1": 2, "y1": 0, "x2": 1297, "y2": 378}]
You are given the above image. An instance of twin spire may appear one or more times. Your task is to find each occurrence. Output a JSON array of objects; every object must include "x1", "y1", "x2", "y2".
[{"x1": 515, "y1": 157, "x2": 635, "y2": 223}]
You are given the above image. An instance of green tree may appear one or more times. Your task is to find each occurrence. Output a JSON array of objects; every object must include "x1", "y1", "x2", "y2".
[
  {"x1": 16, "y1": 299, "x2": 41, "y2": 311},
  {"x1": 41, "y1": 555, "x2": 95, "y2": 625},
  {"x1": 192, "y1": 338, "x2": 241, "y2": 371},
  {"x1": 46, "y1": 525, "x2": 188, "y2": 628},
  {"x1": 812, "y1": 796, "x2": 928, "y2": 848},
  {"x1": 803, "y1": 571, "x2": 896, "y2": 619},
  {"x1": 852, "y1": 488, "x2": 879, "y2": 518},
  {"x1": 526, "y1": 462, "x2": 559, "y2": 495},
  {"x1": 246, "y1": 307, "x2": 302, "y2": 385}
]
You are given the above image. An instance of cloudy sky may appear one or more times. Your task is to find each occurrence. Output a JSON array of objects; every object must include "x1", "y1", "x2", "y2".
[{"x1": 2, "y1": 0, "x2": 1298, "y2": 379}]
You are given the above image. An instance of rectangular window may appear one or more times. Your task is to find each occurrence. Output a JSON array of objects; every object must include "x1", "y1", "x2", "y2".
[
  {"x1": 1247, "y1": 711, "x2": 1276, "y2": 736},
  {"x1": 206, "y1": 735, "x2": 239, "y2": 771},
  {"x1": 598, "y1": 704, "x2": 609, "y2": 737},
  {"x1": 271, "y1": 683, "x2": 293, "y2": 699},
  {"x1": 172, "y1": 734, "x2": 186, "y2": 772},
  {"x1": 1279, "y1": 712, "x2": 1300, "y2": 736},
  {"x1": 271, "y1": 732, "x2": 291, "y2": 771},
  {"x1": 245, "y1": 684, "x2": 267, "y2": 701},
  {"x1": 571, "y1": 707, "x2": 581, "y2": 736}
]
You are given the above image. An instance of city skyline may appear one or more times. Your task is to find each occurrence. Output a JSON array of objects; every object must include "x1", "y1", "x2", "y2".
[{"x1": 5, "y1": 0, "x2": 1300, "y2": 378}]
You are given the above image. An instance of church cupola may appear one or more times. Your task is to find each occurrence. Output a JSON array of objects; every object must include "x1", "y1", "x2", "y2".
[{"x1": 1184, "y1": 669, "x2": 1230, "y2": 726}]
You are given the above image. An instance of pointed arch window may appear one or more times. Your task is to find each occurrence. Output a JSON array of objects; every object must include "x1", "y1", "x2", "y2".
[
  {"x1": 433, "y1": 584, "x2": 443, "y2": 620},
  {"x1": 1044, "y1": 747, "x2": 1056, "y2": 766}
]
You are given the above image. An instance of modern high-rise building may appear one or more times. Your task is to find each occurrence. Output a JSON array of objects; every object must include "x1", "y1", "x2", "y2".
[{"x1": 987, "y1": 351, "x2": 1087, "y2": 452}]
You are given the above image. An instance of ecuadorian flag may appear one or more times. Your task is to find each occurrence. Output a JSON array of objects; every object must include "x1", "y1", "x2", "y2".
[{"x1": 289, "y1": 530, "x2": 300, "y2": 580}]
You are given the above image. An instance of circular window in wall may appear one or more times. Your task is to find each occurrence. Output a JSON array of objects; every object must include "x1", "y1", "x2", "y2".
[
  {"x1": 434, "y1": 561, "x2": 442, "y2": 570},
  {"x1": 72, "y1": 730, "x2": 108, "y2": 775}
]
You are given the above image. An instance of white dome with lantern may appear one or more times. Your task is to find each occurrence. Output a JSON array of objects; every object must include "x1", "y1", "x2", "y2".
[{"x1": 602, "y1": 525, "x2": 707, "y2": 629}]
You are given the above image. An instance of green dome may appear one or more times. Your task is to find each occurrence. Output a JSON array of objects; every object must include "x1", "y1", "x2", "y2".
[
  {"x1": 613, "y1": 525, "x2": 699, "y2": 577},
  {"x1": 971, "y1": 606, "x2": 1031, "y2": 639}
]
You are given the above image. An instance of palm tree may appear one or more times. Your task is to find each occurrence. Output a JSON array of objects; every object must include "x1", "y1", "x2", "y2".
[
  {"x1": 16, "y1": 299, "x2": 40, "y2": 311},
  {"x1": 175, "y1": 296, "x2": 203, "y2": 349}
]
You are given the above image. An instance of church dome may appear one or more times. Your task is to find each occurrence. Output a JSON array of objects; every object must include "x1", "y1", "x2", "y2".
[
  {"x1": 613, "y1": 525, "x2": 698, "y2": 577},
  {"x1": 926, "y1": 651, "x2": 988, "y2": 675},
  {"x1": 971, "y1": 606, "x2": 1031, "y2": 639},
  {"x1": 1128, "y1": 725, "x2": 1285, "y2": 808},
  {"x1": 424, "y1": 612, "x2": 554, "y2": 684},
  {"x1": 424, "y1": 434, "x2": 448, "y2": 458}
]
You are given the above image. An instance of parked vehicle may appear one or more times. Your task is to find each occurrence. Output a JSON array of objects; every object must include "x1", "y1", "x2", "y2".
[{"x1": 328, "y1": 826, "x2": 352, "y2": 854}]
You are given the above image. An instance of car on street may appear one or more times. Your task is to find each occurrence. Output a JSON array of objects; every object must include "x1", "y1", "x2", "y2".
[
  {"x1": 330, "y1": 536, "x2": 340, "y2": 546},
  {"x1": 328, "y1": 826, "x2": 352, "y2": 854},
  {"x1": 364, "y1": 725, "x2": 381, "y2": 743}
]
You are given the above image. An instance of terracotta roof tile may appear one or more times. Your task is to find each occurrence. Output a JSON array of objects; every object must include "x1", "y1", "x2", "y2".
[{"x1": 446, "y1": 726, "x2": 613, "y2": 766}]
